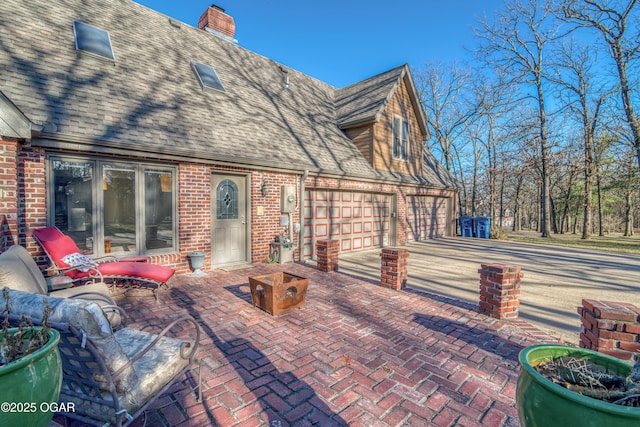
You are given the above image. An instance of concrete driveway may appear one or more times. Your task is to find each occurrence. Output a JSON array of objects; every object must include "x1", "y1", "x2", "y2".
[{"x1": 338, "y1": 237, "x2": 640, "y2": 344}]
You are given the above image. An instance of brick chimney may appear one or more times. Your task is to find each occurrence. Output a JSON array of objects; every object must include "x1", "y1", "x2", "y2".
[{"x1": 198, "y1": 5, "x2": 235, "y2": 40}]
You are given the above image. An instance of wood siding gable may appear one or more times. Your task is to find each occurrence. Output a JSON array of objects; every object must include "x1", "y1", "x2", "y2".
[
  {"x1": 341, "y1": 68, "x2": 427, "y2": 178},
  {"x1": 372, "y1": 75, "x2": 424, "y2": 176}
]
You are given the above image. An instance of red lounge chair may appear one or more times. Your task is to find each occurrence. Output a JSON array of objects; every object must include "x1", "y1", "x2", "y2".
[{"x1": 32, "y1": 227, "x2": 175, "y2": 301}]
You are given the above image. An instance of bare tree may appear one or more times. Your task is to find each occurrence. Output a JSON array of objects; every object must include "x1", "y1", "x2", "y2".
[
  {"x1": 414, "y1": 62, "x2": 478, "y2": 172},
  {"x1": 474, "y1": 0, "x2": 563, "y2": 237},
  {"x1": 561, "y1": 0, "x2": 640, "y2": 170},
  {"x1": 551, "y1": 40, "x2": 610, "y2": 238},
  {"x1": 471, "y1": 72, "x2": 515, "y2": 222},
  {"x1": 611, "y1": 145, "x2": 639, "y2": 235}
]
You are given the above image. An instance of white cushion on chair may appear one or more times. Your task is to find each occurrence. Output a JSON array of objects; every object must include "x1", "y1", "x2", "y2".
[
  {"x1": 114, "y1": 328, "x2": 191, "y2": 409},
  {"x1": 61, "y1": 252, "x2": 98, "y2": 272},
  {"x1": 0, "y1": 289, "x2": 136, "y2": 391}
]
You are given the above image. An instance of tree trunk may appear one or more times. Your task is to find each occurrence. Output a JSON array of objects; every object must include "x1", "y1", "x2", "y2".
[
  {"x1": 471, "y1": 140, "x2": 479, "y2": 216},
  {"x1": 582, "y1": 133, "x2": 594, "y2": 239},
  {"x1": 537, "y1": 181, "x2": 543, "y2": 232},
  {"x1": 513, "y1": 175, "x2": 524, "y2": 232},
  {"x1": 537, "y1": 78, "x2": 552, "y2": 238},
  {"x1": 612, "y1": 45, "x2": 640, "y2": 170},
  {"x1": 596, "y1": 172, "x2": 604, "y2": 236},
  {"x1": 561, "y1": 166, "x2": 578, "y2": 234},
  {"x1": 624, "y1": 189, "x2": 633, "y2": 236},
  {"x1": 498, "y1": 168, "x2": 505, "y2": 228},
  {"x1": 550, "y1": 194, "x2": 558, "y2": 234}
]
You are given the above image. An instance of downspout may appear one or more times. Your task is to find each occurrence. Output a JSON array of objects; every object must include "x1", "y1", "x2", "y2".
[{"x1": 298, "y1": 169, "x2": 309, "y2": 263}]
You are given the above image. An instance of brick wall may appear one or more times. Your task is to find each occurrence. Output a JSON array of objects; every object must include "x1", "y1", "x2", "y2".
[
  {"x1": 178, "y1": 166, "x2": 303, "y2": 269},
  {"x1": 19, "y1": 146, "x2": 47, "y2": 251},
  {"x1": 177, "y1": 163, "x2": 211, "y2": 274},
  {"x1": 251, "y1": 172, "x2": 299, "y2": 263},
  {"x1": 0, "y1": 142, "x2": 49, "y2": 261},
  {"x1": 0, "y1": 139, "x2": 19, "y2": 252},
  {"x1": 7, "y1": 144, "x2": 457, "y2": 273}
]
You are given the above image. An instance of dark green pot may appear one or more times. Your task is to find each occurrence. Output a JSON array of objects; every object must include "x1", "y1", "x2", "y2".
[
  {"x1": 0, "y1": 328, "x2": 62, "y2": 427},
  {"x1": 517, "y1": 344, "x2": 640, "y2": 427}
]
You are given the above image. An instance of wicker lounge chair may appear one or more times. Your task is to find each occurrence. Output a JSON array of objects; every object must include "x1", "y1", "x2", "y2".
[
  {"x1": 0, "y1": 288, "x2": 201, "y2": 427},
  {"x1": 32, "y1": 227, "x2": 175, "y2": 301}
]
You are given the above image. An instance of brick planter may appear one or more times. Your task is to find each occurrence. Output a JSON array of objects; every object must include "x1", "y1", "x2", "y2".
[
  {"x1": 578, "y1": 299, "x2": 640, "y2": 361},
  {"x1": 380, "y1": 248, "x2": 409, "y2": 290},
  {"x1": 478, "y1": 263, "x2": 522, "y2": 320},
  {"x1": 316, "y1": 239, "x2": 339, "y2": 272}
]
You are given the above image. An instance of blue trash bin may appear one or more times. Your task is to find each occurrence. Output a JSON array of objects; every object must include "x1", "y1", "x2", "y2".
[
  {"x1": 460, "y1": 216, "x2": 474, "y2": 237},
  {"x1": 474, "y1": 216, "x2": 491, "y2": 239}
]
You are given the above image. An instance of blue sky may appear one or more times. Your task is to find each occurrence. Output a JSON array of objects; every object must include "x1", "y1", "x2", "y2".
[{"x1": 134, "y1": 1, "x2": 505, "y2": 88}]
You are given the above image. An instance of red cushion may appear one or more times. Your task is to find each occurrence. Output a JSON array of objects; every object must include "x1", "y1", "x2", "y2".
[
  {"x1": 34, "y1": 227, "x2": 175, "y2": 283},
  {"x1": 98, "y1": 262, "x2": 175, "y2": 283},
  {"x1": 33, "y1": 228, "x2": 81, "y2": 268}
]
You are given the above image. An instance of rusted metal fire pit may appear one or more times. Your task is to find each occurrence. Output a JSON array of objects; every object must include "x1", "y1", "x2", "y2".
[{"x1": 248, "y1": 272, "x2": 308, "y2": 316}]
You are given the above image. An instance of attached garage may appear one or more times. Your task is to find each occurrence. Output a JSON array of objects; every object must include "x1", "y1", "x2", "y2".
[
  {"x1": 406, "y1": 196, "x2": 452, "y2": 241},
  {"x1": 303, "y1": 189, "x2": 395, "y2": 258}
]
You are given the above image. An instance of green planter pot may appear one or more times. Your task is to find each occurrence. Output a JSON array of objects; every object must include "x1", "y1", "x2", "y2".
[
  {"x1": 0, "y1": 328, "x2": 62, "y2": 427},
  {"x1": 517, "y1": 344, "x2": 640, "y2": 427}
]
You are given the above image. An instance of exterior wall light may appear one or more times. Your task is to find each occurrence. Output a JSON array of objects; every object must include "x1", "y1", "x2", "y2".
[{"x1": 260, "y1": 179, "x2": 270, "y2": 197}]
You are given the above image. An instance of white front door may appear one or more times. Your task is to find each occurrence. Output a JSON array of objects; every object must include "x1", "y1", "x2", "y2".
[{"x1": 212, "y1": 174, "x2": 247, "y2": 266}]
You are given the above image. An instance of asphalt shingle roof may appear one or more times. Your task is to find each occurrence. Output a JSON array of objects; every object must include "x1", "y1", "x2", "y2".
[
  {"x1": 0, "y1": 0, "x2": 456, "y2": 188},
  {"x1": 335, "y1": 65, "x2": 406, "y2": 129}
]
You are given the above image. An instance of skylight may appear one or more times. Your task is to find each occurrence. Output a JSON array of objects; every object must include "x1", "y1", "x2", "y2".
[
  {"x1": 72, "y1": 20, "x2": 115, "y2": 61},
  {"x1": 192, "y1": 62, "x2": 226, "y2": 93}
]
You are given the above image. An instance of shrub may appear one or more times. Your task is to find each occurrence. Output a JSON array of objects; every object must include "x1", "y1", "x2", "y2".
[{"x1": 490, "y1": 226, "x2": 508, "y2": 240}]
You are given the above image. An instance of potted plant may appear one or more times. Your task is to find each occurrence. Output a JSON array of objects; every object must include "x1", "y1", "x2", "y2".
[
  {"x1": 0, "y1": 289, "x2": 63, "y2": 427},
  {"x1": 517, "y1": 344, "x2": 640, "y2": 427}
]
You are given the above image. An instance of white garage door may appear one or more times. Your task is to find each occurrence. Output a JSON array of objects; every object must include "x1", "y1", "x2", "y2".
[
  {"x1": 303, "y1": 190, "x2": 392, "y2": 259},
  {"x1": 406, "y1": 196, "x2": 450, "y2": 241}
]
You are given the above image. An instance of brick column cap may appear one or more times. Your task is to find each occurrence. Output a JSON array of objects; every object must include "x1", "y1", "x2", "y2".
[
  {"x1": 381, "y1": 248, "x2": 409, "y2": 257},
  {"x1": 581, "y1": 299, "x2": 640, "y2": 322},
  {"x1": 478, "y1": 263, "x2": 522, "y2": 278}
]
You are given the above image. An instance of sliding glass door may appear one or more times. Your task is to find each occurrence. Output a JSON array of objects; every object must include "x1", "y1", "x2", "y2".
[{"x1": 49, "y1": 155, "x2": 176, "y2": 257}]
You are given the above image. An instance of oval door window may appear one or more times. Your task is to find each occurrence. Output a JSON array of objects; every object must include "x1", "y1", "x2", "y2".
[{"x1": 216, "y1": 179, "x2": 238, "y2": 220}]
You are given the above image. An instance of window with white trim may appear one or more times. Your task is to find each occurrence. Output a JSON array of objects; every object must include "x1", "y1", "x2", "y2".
[
  {"x1": 47, "y1": 155, "x2": 177, "y2": 257},
  {"x1": 392, "y1": 116, "x2": 410, "y2": 161}
]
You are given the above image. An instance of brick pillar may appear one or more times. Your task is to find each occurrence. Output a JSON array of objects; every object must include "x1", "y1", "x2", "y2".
[
  {"x1": 478, "y1": 264, "x2": 522, "y2": 320},
  {"x1": 316, "y1": 240, "x2": 339, "y2": 272},
  {"x1": 578, "y1": 299, "x2": 640, "y2": 361},
  {"x1": 380, "y1": 248, "x2": 409, "y2": 290}
]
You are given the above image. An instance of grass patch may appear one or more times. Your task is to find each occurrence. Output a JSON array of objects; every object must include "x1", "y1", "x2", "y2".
[{"x1": 506, "y1": 231, "x2": 640, "y2": 254}]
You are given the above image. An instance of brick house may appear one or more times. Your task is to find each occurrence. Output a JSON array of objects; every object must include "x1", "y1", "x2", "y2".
[{"x1": 0, "y1": 0, "x2": 457, "y2": 273}]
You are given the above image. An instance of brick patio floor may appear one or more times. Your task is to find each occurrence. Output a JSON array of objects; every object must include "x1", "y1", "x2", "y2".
[{"x1": 64, "y1": 262, "x2": 559, "y2": 426}]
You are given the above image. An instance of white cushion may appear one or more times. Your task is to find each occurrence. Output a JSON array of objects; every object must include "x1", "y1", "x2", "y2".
[{"x1": 61, "y1": 252, "x2": 98, "y2": 272}]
